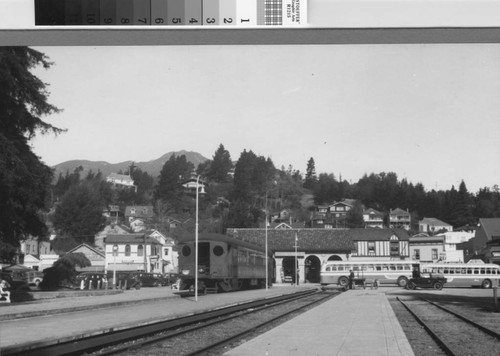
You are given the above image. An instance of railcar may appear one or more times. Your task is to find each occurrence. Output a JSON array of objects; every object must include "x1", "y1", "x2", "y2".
[{"x1": 172, "y1": 233, "x2": 273, "y2": 295}]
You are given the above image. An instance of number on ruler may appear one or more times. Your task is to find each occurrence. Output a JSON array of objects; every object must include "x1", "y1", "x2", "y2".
[
  {"x1": 206, "y1": 18, "x2": 216, "y2": 24},
  {"x1": 138, "y1": 18, "x2": 148, "y2": 24},
  {"x1": 172, "y1": 18, "x2": 182, "y2": 24},
  {"x1": 121, "y1": 18, "x2": 130, "y2": 24},
  {"x1": 224, "y1": 18, "x2": 233, "y2": 24},
  {"x1": 189, "y1": 18, "x2": 199, "y2": 24},
  {"x1": 104, "y1": 18, "x2": 113, "y2": 24},
  {"x1": 155, "y1": 18, "x2": 165, "y2": 24}
]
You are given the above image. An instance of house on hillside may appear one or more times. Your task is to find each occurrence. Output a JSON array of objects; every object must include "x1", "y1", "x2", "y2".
[
  {"x1": 363, "y1": 208, "x2": 385, "y2": 228},
  {"x1": 94, "y1": 223, "x2": 131, "y2": 251},
  {"x1": 310, "y1": 199, "x2": 359, "y2": 229},
  {"x1": 106, "y1": 173, "x2": 137, "y2": 192},
  {"x1": 182, "y1": 178, "x2": 207, "y2": 194},
  {"x1": 419, "y1": 217, "x2": 452, "y2": 234},
  {"x1": 389, "y1": 208, "x2": 411, "y2": 231},
  {"x1": 125, "y1": 206, "x2": 154, "y2": 223}
]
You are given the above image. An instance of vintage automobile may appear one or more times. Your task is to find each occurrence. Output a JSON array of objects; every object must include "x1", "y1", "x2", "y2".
[{"x1": 406, "y1": 274, "x2": 447, "y2": 290}]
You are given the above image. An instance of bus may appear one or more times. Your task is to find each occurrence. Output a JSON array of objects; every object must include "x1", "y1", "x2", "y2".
[
  {"x1": 320, "y1": 260, "x2": 416, "y2": 287},
  {"x1": 421, "y1": 263, "x2": 500, "y2": 289}
]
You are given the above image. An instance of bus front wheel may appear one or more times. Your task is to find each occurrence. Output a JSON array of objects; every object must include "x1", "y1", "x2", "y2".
[
  {"x1": 482, "y1": 279, "x2": 492, "y2": 289},
  {"x1": 338, "y1": 276, "x2": 349, "y2": 287},
  {"x1": 397, "y1": 276, "x2": 408, "y2": 287}
]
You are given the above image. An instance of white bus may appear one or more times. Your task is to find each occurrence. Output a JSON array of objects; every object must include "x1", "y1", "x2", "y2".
[
  {"x1": 320, "y1": 260, "x2": 416, "y2": 287},
  {"x1": 421, "y1": 263, "x2": 500, "y2": 289}
]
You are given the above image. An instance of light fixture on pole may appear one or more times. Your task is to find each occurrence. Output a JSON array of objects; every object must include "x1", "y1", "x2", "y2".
[
  {"x1": 112, "y1": 245, "x2": 118, "y2": 289},
  {"x1": 294, "y1": 232, "x2": 298, "y2": 286},
  {"x1": 265, "y1": 193, "x2": 268, "y2": 291},
  {"x1": 195, "y1": 175, "x2": 200, "y2": 302}
]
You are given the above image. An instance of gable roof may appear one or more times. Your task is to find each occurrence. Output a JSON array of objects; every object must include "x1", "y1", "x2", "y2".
[
  {"x1": 389, "y1": 208, "x2": 410, "y2": 216},
  {"x1": 67, "y1": 243, "x2": 105, "y2": 257},
  {"x1": 420, "y1": 217, "x2": 452, "y2": 227},
  {"x1": 364, "y1": 208, "x2": 383, "y2": 217},
  {"x1": 479, "y1": 218, "x2": 500, "y2": 240},
  {"x1": 104, "y1": 234, "x2": 163, "y2": 245}
]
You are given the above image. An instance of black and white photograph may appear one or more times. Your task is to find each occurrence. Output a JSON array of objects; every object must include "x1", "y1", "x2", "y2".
[{"x1": 1, "y1": 1, "x2": 500, "y2": 355}]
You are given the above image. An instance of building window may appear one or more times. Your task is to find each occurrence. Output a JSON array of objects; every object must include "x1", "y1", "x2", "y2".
[
  {"x1": 137, "y1": 245, "x2": 144, "y2": 257},
  {"x1": 164, "y1": 248, "x2": 169, "y2": 256},
  {"x1": 414, "y1": 249, "x2": 420, "y2": 260},
  {"x1": 432, "y1": 249, "x2": 438, "y2": 260},
  {"x1": 368, "y1": 242, "x2": 376, "y2": 255},
  {"x1": 125, "y1": 244, "x2": 131, "y2": 256}
]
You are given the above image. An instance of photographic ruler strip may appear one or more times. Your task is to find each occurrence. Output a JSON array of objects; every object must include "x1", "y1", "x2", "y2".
[{"x1": 34, "y1": 0, "x2": 306, "y2": 26}]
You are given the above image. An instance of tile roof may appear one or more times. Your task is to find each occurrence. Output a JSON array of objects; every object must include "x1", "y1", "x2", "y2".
[
  {"x1": 479, "y1": 218, "x2": 500, "y2": 239},
  {"x1": 229, "y1": 229, "x2": 354, "y2": 253}
]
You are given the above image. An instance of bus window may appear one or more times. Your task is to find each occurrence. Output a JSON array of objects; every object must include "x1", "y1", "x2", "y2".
[
  {"x1": 338, "y1": 266, "x2": 344, "y2": 271},
  {"x1": 486, "y1": 268, "x2": 491, "y2": 274},
  {"x1": 389, "y1": 265, "x2": 396, "y2": 271},
  {"x1": 376, "y1": 265, "x2": 381, "y2": 271},
  {"x1": 366, "y1": 265, "x2": 374, "y2": 271},
  {"x1": 467, "y1": 269, "x2": 472, "y2": 274},
  {"x1": 461, "y1": 269, "x2": 466, "y2": 274},
  {"x1": 326, "y1": 266, "x2": 331, "y2": 272},
  {"x1": 353, "y1": 266, "x2": 360, "y2": 272},
  {"x1": 404, "y1": 265, "x2": 411, "y2": 270},
  {"x1": 443, "y1": 268, "x2": 449, "y2": 274},
  {"x1": 396, "y1": 265, "x2": 403, "y2": 271},
  {"x1": 481, "y1": 269, "x2": 485, "y2": 274},
  {"x1": 382, "y1": 265, "x2": 388, "y2": 271},
  {"x1": 474, "y1": 269, "x2": 479, "y2": 274}
]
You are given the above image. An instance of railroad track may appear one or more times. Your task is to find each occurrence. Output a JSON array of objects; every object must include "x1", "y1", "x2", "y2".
[
  {"x1": 397, "y1": 297, "x2": 500, "y2": 356},
  {"x1": 3, "y1": 289, "x2": 336, "y2": 356}
]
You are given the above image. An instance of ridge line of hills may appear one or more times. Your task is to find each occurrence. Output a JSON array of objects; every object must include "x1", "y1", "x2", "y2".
[{"x1": 52, "y1": 150, "x2": 209, "y2": 180}]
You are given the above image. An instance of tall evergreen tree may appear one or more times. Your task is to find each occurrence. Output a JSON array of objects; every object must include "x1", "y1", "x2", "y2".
[
  {"x1": 207, "y1": 144, "x2": 233, "y2": 183},
  {"x1": 0, "y1": 47, "x2": 62, "y2": 251},
  {"x1": 304, "y1": 157, "x2": 317, "y2": 189}
]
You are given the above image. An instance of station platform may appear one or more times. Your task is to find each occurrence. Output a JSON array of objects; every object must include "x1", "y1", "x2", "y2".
[
  {"x1": 225, "y1": 288, "x2": 415, "y2": 356},
  {"x1": 0, "y1": 285, "x2": 316, "y2": 353}
]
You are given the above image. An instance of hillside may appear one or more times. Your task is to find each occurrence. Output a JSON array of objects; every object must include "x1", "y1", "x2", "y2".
[{"x1": 52, "y1": 150, "x2": 209, "y2": 180}]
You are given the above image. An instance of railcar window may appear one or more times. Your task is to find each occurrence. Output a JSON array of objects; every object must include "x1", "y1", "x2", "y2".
[
  {"x1": 182, "y1": 245, "x2": 191, "y2": 257},
  {"x1": 213, "y1": 245, "x2": 224, "y2": 256}
]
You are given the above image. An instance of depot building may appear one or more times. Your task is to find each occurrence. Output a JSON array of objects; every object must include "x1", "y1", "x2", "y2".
[{"x1": 228, "y1": 226, "x2": 411, "y2": 284}]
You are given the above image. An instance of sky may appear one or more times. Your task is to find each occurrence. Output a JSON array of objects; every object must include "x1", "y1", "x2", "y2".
[{"x1": 29, "y1": 44, "x2": 500, "y2": 194}]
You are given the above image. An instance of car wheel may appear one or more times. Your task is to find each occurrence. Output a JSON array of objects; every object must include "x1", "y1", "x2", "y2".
[
  {"x1": 397, "y1": 276, "x2": 408, "y2": 287},
  {"x1": 481, "y1": 279, "x2": 492, "y2": 289},
  {"x1": 407, "y1": 282, "x2": 416, "y2": 290},
  {"x1": 433, "y1": 282, "x2": 443, "y2": 290},
  {"x1": 338, "y1": 276, "x2": 349, "y2": 287},
  {"x1": 135, "y1": 283, "x2": 141, "y2": 290}
]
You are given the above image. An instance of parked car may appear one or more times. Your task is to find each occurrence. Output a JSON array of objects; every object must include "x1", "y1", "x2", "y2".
[
  {"x1": 0, "y1": 272, "x2": 30, "y2": 292},
  {"x1": 406, "y1": 274, "x2": 447, "y2": 290},
  {"x1": 129, "y1": 272, "x2": 159, "y2": 287},
  {"x1": 165, "y1": 273, "x2": 179, "y2": 286},
  {"x1": 152, "y1": 273, "x2": 169, "y2": 286},
  {"x1": 25, "y1": 270, "x2": 44, "y2": 287},
  {"x1": 106, "y1": 271, "x2": 142, "y2": 290},
  {"x1": 75, "y1": 272, "x2": 107, "y2": 290}
]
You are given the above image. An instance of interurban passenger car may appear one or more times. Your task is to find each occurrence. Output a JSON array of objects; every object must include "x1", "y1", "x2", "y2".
[{"x1": 172, "y1": 233, "x2": 273, "y2": 295}]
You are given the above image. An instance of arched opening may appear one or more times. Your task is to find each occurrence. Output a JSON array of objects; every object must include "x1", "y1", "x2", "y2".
[
  {"x1": 281, "y1": 257, "x2": 298, "y2": 284},
  {"x1": 328, "y1": 255, "x2": 343, "y2": 261},
  {"x1": 304, "y1": 255, "x2": 321, "y2": 283}
]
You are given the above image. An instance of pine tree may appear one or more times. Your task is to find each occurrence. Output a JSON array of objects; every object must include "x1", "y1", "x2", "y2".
[{"x1": 0, "y1": 47, "x2": 62, "y2": 251}]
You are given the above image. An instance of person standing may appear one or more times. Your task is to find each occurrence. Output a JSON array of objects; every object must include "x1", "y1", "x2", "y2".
[
  {"x1": 348, "y1": 270, "x2": 355, "y2": 290},
  {"x1": 0, "y1": 279, "x2": 11, "y2": 303}
]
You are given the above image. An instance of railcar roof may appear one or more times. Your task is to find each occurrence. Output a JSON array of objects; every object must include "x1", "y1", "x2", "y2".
[{"x1": 177, "y1": 233, "x2": 270, "y2": 254}]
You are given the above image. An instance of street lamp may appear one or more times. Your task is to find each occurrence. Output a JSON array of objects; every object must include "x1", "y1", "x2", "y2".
[
  {"x1": 195, "y1": 175, "x2": 200, "y2": 302},
  {"x1": 112, "y1": 245, "x2": 118, "y2": 289},
  {"x1": 265, "y1": 193, "x2": 268, "y2": 291}
]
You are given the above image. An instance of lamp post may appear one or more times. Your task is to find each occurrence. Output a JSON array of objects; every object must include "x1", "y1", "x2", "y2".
[
  {"x1": 195, "y1": 175, "x2": 200, "y2": 302},
  {"x1": 112, "y1": 245, "x2": 118, "y2": 289},
  {"x1": 265, "y1": 193, "x2": 268, "y2": 291}
]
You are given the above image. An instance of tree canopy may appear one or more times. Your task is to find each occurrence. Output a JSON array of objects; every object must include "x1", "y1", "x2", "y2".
[{"x1": 0, "y1": 47, "x2": 62, "y2": 251}]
